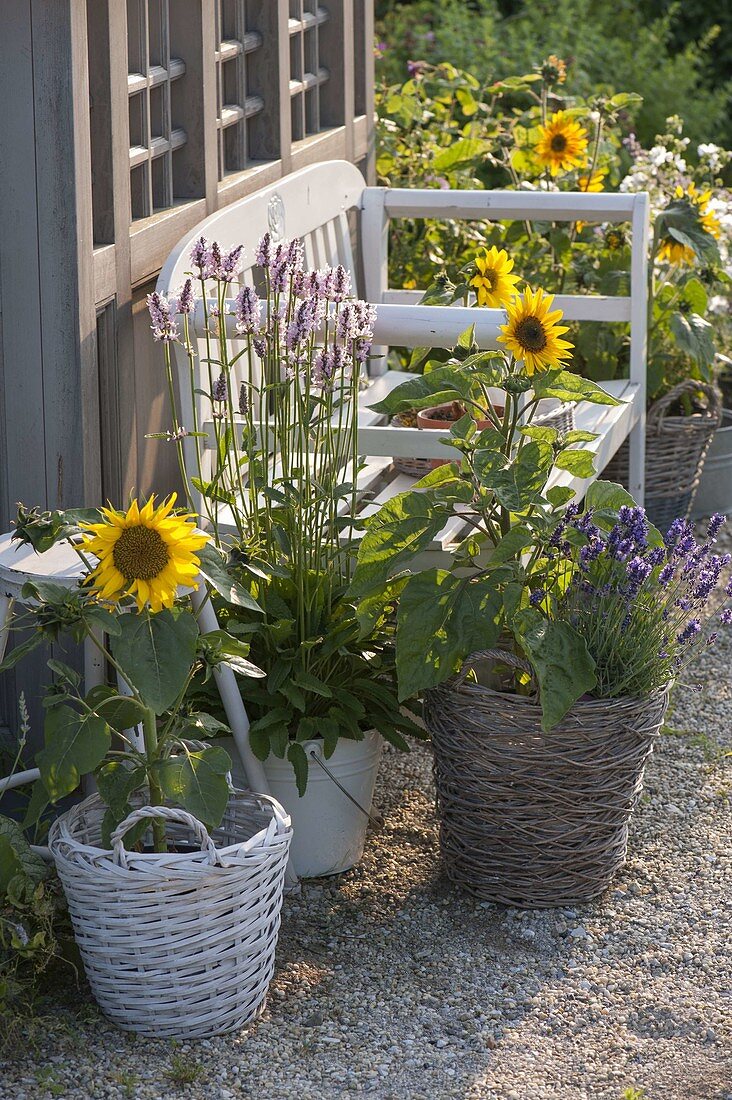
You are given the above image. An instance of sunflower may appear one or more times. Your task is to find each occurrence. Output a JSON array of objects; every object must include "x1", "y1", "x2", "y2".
[
  {"x1": 540, "y1": 55, "x2": 567, "y2": 87},
  {"x1": 81, "y1": 495, "x2": 209, "y2": 613},
  {"x1": 535, "y1": 111, "x2": 588, "y2": 176},
  {"x1": 574, "y1": 168, "x2": 608, "y2": 231},
  {"x1": 498, "y1": 288, "x2": 574, "y2": 375},
  {"x1": 605, "y1": 227, "x2": 627, "y2": 251},
  {"x1": 578, "y1": 168, "x2": 607, "y2": 193},
  {"x1": 657, "y1": 183, "x2": 721, "y2": 265},
  {"x1": 469, "y1": 247, "x2": 521, "y2": 307}
]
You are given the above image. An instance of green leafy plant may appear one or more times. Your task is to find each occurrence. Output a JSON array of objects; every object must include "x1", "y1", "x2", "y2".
[
  {"x1": 348, "y1": 313, "x2": 622, "y2": 727},
  {"x1": 377, "y1": 55, "x2": 731, "y2": 402},
  {"x1": 149, "y1": 235, "x2": 424, "y2": 793},
  {"x1": 165, "y1": 1048, "x2": 206, "y2": 1086},
  {"x1": 375, "y1": 0, "x2": 732, "y2": 148},
  {"x1": 1, "y1": 501, "x2": 263, "y2": 852},
  {"x1": 0, "y1": 698, "x2": 72, "y2": 1053}
]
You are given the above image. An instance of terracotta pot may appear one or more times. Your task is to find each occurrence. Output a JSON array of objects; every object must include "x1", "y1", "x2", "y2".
[{"x1": 416, "y1": 402, "x2": 501, "y2": 467}]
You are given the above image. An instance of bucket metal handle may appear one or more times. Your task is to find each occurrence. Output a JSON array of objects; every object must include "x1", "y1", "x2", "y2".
[{"x1": 307, "y1": 749, "x2": 383, "y2": 830}]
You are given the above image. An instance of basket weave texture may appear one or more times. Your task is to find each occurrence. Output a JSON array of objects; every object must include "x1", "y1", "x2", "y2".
[
  {"x1": 424, "y1": 650, "x2": 669, "y2": 908},
  {"x1": 49, "y1": 792, "x2": 293, "y2": 1038},
  {"x1": 605, "y1": 380, "x2": 722, "y2": 531},
  {"x1": 390, "y1": 401, "x2": 574, "y2": 478}
]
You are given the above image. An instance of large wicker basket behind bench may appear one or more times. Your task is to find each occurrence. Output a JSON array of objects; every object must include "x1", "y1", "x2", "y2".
[{"x1": 606, "y1": 379, "x2": 722, "y2": 530}]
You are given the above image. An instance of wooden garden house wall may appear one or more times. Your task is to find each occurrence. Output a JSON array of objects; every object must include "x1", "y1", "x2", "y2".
[{"x1": 0, "y1": 0, "x2": 374, "y2": 737}]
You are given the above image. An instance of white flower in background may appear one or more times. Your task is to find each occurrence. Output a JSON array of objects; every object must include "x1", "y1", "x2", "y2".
[{"x1": 697, "y1": 143, "x2": 732, "y2": 178}]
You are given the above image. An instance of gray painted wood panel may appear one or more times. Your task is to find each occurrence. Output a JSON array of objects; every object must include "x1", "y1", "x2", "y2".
[{"x1": 0, "y1": 0, "x2": 375, "y2": 742}]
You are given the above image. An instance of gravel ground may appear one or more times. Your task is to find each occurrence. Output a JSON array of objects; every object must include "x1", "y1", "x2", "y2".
[{"x1": 3, "y1": 546, "x2": 731, "y2": 1100}]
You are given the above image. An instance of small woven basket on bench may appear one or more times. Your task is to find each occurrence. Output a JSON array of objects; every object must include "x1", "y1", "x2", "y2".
[
  {"x1": 605, "y1": 379, "x2": 722, "y2": 531},
  {"x1": 424, "y1": 649, "x2": 669, "y2": 908},
  {"x1": 49, "y1": 791, "x2": 292, "y2": 1038},
  {"x1": 391, "y1": 399, "x2": 574, "y2": 478}
]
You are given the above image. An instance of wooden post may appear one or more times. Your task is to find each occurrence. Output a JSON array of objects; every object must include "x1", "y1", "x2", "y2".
[{"x1": 0, "y1": 0, "x2": 101, "y2": 734}]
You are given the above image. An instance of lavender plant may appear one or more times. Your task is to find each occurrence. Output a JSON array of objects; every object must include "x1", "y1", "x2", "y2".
[
  {"x1": 149, "y1": 236, "x2": 423, "y2": 791},
  {"x1": 552, "y1": 507, "x2": 732, "y2": 697}
]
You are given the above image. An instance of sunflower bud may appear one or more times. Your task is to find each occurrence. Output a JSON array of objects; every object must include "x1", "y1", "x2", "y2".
[{"x1": 540, "y1": 55, "x2": 567, "y2": 88}]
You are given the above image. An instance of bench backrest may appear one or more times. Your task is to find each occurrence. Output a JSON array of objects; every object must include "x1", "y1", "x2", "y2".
[
  {"x1": 157, "y1": 161, "x2": 649, "y2": 516},
  {"x1": 159, "y1": 160, "x2": 367, "y2": 298}
]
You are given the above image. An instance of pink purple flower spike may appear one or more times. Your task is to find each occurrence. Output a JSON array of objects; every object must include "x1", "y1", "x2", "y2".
[
  {"x1": 190, "y1": 236, "x2": 208, "y2": 273},
  {"x1": 212, "y1": 373, "x2": 228, "y2": 403},
  {"x1": 146, "y1": 291, "x2": 179, "y2": 342},
  {"x1": 175, "y1": 279, "x2": 195, "y2": 315},
  {"x1": 256, "y1": 232, "x2": 272, "y2": 269},
  {"x1": 234, "y1": 286, "x2": 263, "y2": 334}
]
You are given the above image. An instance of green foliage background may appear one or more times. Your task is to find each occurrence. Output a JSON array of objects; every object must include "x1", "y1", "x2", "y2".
[{"x1": 375, "y1": 0, "x2": 732, "y2": 148}]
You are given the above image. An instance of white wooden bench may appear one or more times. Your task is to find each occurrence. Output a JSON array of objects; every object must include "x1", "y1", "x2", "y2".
[{"x1": 159, "y1": 160, "x2": 650, "y2": 563}]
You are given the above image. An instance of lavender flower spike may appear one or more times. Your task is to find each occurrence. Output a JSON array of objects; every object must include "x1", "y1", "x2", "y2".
[
  {"x1": 175, "y1": 278, "x2": 195, "y2": 315},
  {"x1": 255, "y1": 232, "x2": 272, "y2": 269},
  {"x1": 190, "y1": 235, "x2": 208, "y2": 273},
  {"x1": 212, "y1": 373, "x2": 228, "y2": 403},
  {"x1": 234, "y1": 286, "x2": 262, "y2": 335},
  {"x1": 677, "y1": 619, "x2": 701, "y2": 644},
  {"x1": 325, "y1": 265, "x2": 352, "y2": 303},
  {"x1": 707, "y1": 513, "x2": 726, "y2": 541},
  {"x1": 146, "y1": 291, "x2": 179, "y2": 342},
  {"x1": 219, "y1": 244, "x2": 245, "y2": 282}
]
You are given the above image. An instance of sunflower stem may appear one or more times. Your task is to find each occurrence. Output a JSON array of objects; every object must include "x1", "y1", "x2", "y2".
[{"x1": 142, "y1": 706, "x2": 167, "y2": 854}]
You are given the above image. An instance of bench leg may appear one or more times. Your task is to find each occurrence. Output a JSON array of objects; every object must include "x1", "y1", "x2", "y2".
[
  {"x1": 0, "y1": 596, "x2": 15, "y2": 664},
  {"x1": 192, "y1": 589, "x2": 299, "y2": 889},
  {"x1": 628, "y1": 416, "x2": 646, "y2": 507}
]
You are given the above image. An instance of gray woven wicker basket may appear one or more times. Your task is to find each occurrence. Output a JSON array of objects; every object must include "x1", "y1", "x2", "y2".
[
  {"x1": 49, "y1": 791, "x2": 292, "y2": 1038},
  {"x1": 424, "y1": 649, "x2": 669, "y2": 908},
  {"x1": 605, "y1": 380, "x2": 722, "y2": 531},
  {"x1": 391, "y1": 400, "x2": 574, "y2": 478}
]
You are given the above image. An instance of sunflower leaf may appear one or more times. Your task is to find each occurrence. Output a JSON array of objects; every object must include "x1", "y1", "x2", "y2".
[
  {"x1": 37, "y1": 705, "x2": 111, "y2": 801},
  {"x1": 155, "y1": 747, "x2": 231, "y2": 828},
  {"x1": 111, "y1": 609, "x2": 199, "y2": 714},
  {"x1": 533, "y1": 371, "x2": 621, "y2": 406},
  {"x1": 197, "y1": 543, "x2": 263, "y2": 614},
  {"x1": 367, "y1": 366, "x2": 472, "y2": 415}
]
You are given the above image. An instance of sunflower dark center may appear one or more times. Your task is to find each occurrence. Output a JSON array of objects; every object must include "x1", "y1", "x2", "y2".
[
  {"x1": 113, "y1": 526, "x2": 169, "y2": 581},
  {"x1": 550, "y1": 133, "x2": 567, "y2": 153},
  {"x1": 481, "y1": 270, "x2": 496, "y2": 289},
  {"x1": 515, "y1": 316, "x2": 548, "y2": 353}
]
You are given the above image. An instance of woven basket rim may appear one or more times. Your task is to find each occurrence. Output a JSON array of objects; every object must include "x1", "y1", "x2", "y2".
[
  {"x1": 49, "y1": 790, "x2": 292, "y2": 870},
  {"x1": 429, "y1": 675, "x2": 670, "y2": 714}
]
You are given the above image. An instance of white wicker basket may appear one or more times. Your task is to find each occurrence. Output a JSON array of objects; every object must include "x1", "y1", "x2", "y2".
[{"x1": 48, "y1": 792, "x2": 293, "y2": 1038}]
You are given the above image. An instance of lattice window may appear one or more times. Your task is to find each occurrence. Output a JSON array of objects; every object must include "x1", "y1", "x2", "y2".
[
  {"x1": 127, "y1": 0, "x2": 187, "y2": 220},
  {"x1": 289, "y1": 1, "x2": 330, "y2": 142},
  {"x1": 215, "y1": 1, "x2": 265, "y2": 179}
]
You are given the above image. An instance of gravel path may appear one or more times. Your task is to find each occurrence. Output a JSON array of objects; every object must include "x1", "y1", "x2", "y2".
[{"x1": 3, "y1": 567, "x2": 731, "y2": 1099}]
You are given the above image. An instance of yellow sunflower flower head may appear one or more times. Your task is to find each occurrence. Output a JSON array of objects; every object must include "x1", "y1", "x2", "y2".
[
  {"x1": 578, "y1": 168, "x2": 607, "y2": 193},
  {"x1": 536, "y1": 111, "x2": 589, "y2": 177},
  {"x1": 605, "y1": 227, "x2": 627, "y2": 252},
  {"x1": 497, "y1": 288, "x2": 574, "y2": 376},
  {"x1": 658, "y1": 183, "x2": 721, "y2": 266},
  {"x1": 681, "y1": 183, "x2": 721, "y2": 240},
  {"x1": 469, "y1": 247, "x2": 521, "y2": 308},
  {"x1": 81, "y1": 495, "x2": 210, "y2": 613},
  {"x1": 574, "y1": 168, "x2": 608, "y2": 231}
]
